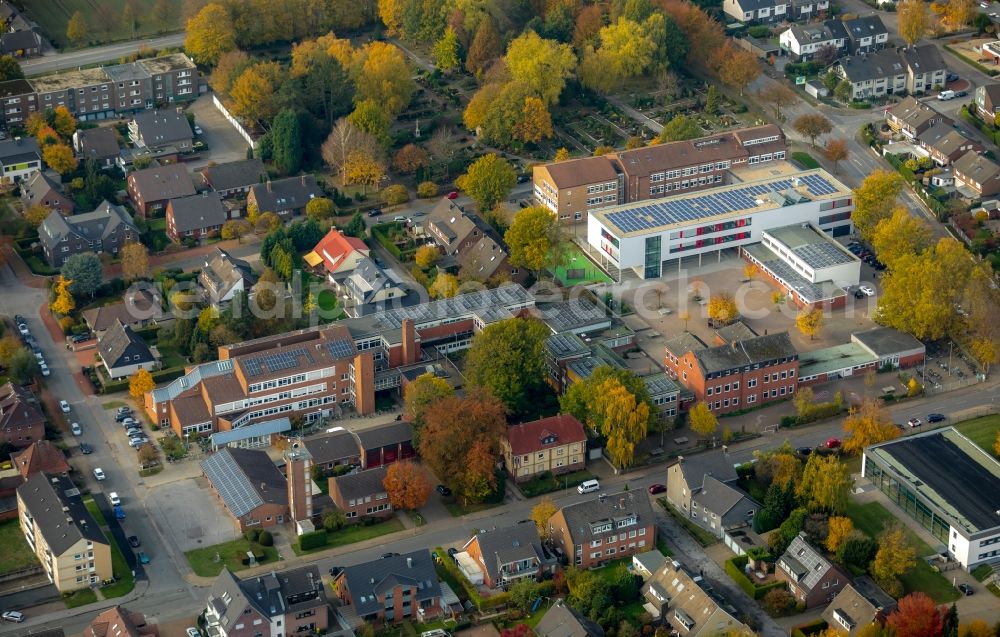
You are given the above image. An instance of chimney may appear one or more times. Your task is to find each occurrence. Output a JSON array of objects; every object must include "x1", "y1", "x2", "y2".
[
  {"x1": 406, "y1": 557, "x2": 413, "y2": 568},
  {"x1": 260, "y1": 482, "x2": 266, "y2": 491},
  {"x1": 401, "y1": 319, "x2": 418, "y2": 366},
  {"x1": 300, "y1": 175, "x2": 307, "y2": 186},
  {"x1": 266, "y1": 180, "x2": 272, "y2": 193}
]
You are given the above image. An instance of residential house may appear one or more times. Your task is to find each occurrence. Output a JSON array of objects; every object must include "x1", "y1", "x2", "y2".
[
  {"x1": 546, "y1": 491, "x2": 656, "y2": 569},
  {"x1": 0, "y1": 382, "x2": 45, "y2": 448},
  {"x1": 501, "y1": 413, "x2": 587, "y2": 483},
  {"x1": 305, "y1": 228, "x2": 370, "y2": 283},
  {"x1": 665, "y1": 450, "x2": 740, "y2": 526},
  {"x1": 204, "y1": 566, "x2": 331, "y2": 637},
  {"x1": 535, "y1": 600, "x2": 605, "y2": 637},
  {"x1": 82, "y1": 288, "x2": 165, "y2": 336},
  {"x1": 128, "y1": 109, "x2": 193, "y2": 152},
  {"x1": 886, "y1": 96, "x2": 949, "y2": 139},
  {"x1": 533, "y1": 125, "x2": 787, "y2": 223},
  {"x1": 642, "y1": 558, "x2": 754, "y2": 636},
  {"x1": 835, "y1": 45, "x2": 946, "y2": 100},
  {"x1": 840, "y1": 15, "x2": 889, "y2": 54},
  {"x1": 0, "y1": 136, "x2": 41, "y2": 181},
  {"x1": 723, "y1": 0, "x2": 790, "y2": 23},
  {"x1": 687, "y1": 475, "x2": 759, "y2": 538},
  {"x1": 975, "y1": 84, "x2": 1000, "y2": 121},
  {"x1": 458, "y1": 235, "x2": 527, "y2": 284},
  {"x1": 426, "y1": 198, "x2": 493, "y2": 254},
  {"x1": 327, "y1": 466, "x2": 392, "y2": 522},
  {"x1": 353, "y1": 421, "x2": 415, "y2": 469},
  {"x1": 333, "y1": 550, "x2": 445, "y2": 624},
  {"x1": 38, "y1": 200, "x2": 139, "y2": 267},
  {"x1": 302, "y1": 429, "x2": 360, "y2": 472},
  {"x1": 72, "y1": 128, "x2": 120, "y2": 169},
  {"x1": 166, "y1": 192, "x2": 228, "y2": 241},
  {"x1": 248, "y1": 175, "x2": 322, "y2": 219},
  {"x1": 0, "y1": 30, "x2": 41, "y2": 57},
  {"x1": 0, "y1": 79, "x2": 37, "y2": 128},
  {"x1": 127, "y1": 163, "x2": 196, "y2": 216},
  {"x1": 663, "y1": 331, "x2": 799, "y2": 415},
  {"x1": 20, "y1": 171, "x2": 73, "y2": 215},
  {"x1": 917, "y1": 123, "x2": 982, "y2": 166},
  {"x1": 821, "y1": 577, "x2": 897, "y2": 636},
  {"x1": 201, "y1": 159, "x2": 268, "y2": 197},
  {"x1": 342, "y1": 257, "x2": 407, "y2": 316},
  {"x1": 84, "y1": 606, "x2": 159, "y2": 637},
  {"x1": 779, "y1": 23, "x2": 845, "y2": 61},
  {"x1": 99, "y1": 320, "x2": 157, "y2": 380},
  {"x1": 631, "y1": 550, "x2": 666, "y2": 580},
  {"x1": 201, "y1": 447, "x2": 289, "y2": 531},
  {"x1": 199, "y1": 247, "x2": 257, "y2": 305},
  {"x1": 952, "y1": 150, "x2": 1000, "y2": 197},
  {"x1": 462, "y1": 523, "x2": 551, "y2": 589},
  {"x1": 16, "y1": 472, "x2": 113, "y2": 591},
  {"x1": 777, "y1": 534, "x2": 848, "y2": 607},
  {"x1": 11, "y1": 440, "x2": 70, "y2": 479}
]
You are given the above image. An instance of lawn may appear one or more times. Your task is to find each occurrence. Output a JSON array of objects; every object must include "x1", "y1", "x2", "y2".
[
  {"x1": 101, "y1": 400, "x2": 127, "y2": 410},
  {"x1": 550, "y1": 243, "x2": 612, "y2": 286},
  {"x1": 22, "y1": 0, "x2": 183, "y2": 49},
  {"x1": 518, "y1": 470, "x2": 596, "y2": 498},
  {"x1": 791, "y1": 151, "x2": 821, "y2": 169},
  {"x1": 157, "y1": 344, "x2": 188, "y2": 369},
  {"x1": 0, "y1": 519, "x2": 39, "y2": 575},
  {"x1": 291, "y1": 518, "x2": 405, "y2": 555},
  {"x1": 185, "y1": 538, "x2": 280, "y2": 577},
  {"x1": 956, "y1": 415, "x2": 1000, "y2": 457},
  {"x1": 82, "y1": 497, "x2": 135, "y2": 598},
  {"x1": 446, "y1": 500, "x2": 503, "y2": 517},
  {"x1": 845, "y1": 501, "x2": 959, "y2": 602},
  {"x1": 63, "y1": 588, "x2": 98, "y2": 608}
]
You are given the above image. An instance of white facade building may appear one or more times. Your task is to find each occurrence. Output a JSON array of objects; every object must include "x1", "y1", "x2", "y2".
[{"x1": 585, "y1": 169, "x2": 854, "y2": 280}]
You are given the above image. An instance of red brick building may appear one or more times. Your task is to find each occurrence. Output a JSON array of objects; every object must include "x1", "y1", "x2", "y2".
[
  {"x1": 334, "y1": 550, "x2": 446, "y2": 625},
  {"x1": 547, "y1": 491, "x2": 656, "y2": 569},
  {"x1": 328, "y1": 466, "x2": 393, "y2": 522},
  {"x1": 201, "y1": 447, "x2": 289, "y2": 532},
  {"x1": 0, "y1": 382, "x2": 45, "y2": 448},
  {"x1": 664, "y1": 331, "x2": 799, "y2": 415}
]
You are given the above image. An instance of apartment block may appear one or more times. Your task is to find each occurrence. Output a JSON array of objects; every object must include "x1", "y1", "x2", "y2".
[
  {"x1": 547, "y1": 491, "x2": 656, "y2": 569},
  {"x1": 501, "y1": 414, "x2": 587, "y2": 482},
  {"x1": 533, "y1": 126, "x2": 786, "y2": 222},
  {"x1": 16, "y1": 473, "x2": 112, "y2": 592}
]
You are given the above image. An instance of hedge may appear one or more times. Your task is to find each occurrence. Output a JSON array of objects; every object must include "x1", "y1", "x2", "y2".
[
  {"x1": 372, "y1": 222, "x2": 404, "y2": 260},
  {"x1": 792, "y1": 619, "x2": 829, "y2": 637},
  {"x1": 724, "y1": 556, "x2": 787, "y2": 600},
  {"x1": 299, "y1": 530, "x2": 327, "y2": 550},
  {"x1": 99, "y1": 366, "x2": 186, "y2": 394},
  {"x1": 943, "y1": 44, "x2": 1000, "y2": 77}
]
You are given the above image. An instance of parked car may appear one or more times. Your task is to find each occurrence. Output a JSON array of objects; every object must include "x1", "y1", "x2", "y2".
[
  {"x1": 648, "y1": 483, "x2": 666, "y2": 495},
  {"x1": 367, "y1": 208, "x2": 381, "y2": 217},
  {"x1": 927, "y1": 413, "x2": 946, "y2": 423},
  {"x1": 955, "y1": 90, "x2": 968, "y2": 98},
  {"x1": 94, "y1": 468, "x2": 105, "y2": 480},
  {"x1": 958, "y1": 583, "x2": 974, "y2": 596},
  {"x1": 516, "y1": 174, "x2": 530, "y2": 183},
  {"x1": 858, "y1": 285, "x2": 875, "y2": 296},
  {"x1": 194, "y1": 125, "x2": 204, "y2": 135},
  {"x1": 39, "y1": 364, "x2": 50, "y2": 377},
  {"x1": 79, "y1": 443, "x2": 93, "y2": 455},
  {"x1": 71, "y1": 422, "x2": 82, "y2": 436},
  {"x1": 446, "y1": 547, "x2": 458, "y2": 558},
  {"x1": 128, "y1": 536, "x2": 141, "y2": 548},
  {"x1": 937, "y1": 90, "x2": 956, "y2": 100},
  {"x1": 14, "y1": 314, "x2": 25, "y2": 325},
  {"x1": 70, "y1": 333, "x2": 91, "y2": 343},
  {"x1": 947, "y1": 72, "x2": 960, "y2": 82},
  {"x1": 908, "y1": 417, "x2": 923, "y2": 428},
  {"x1": 796, "y1": 446, "x2": 812, "y2": 455},
  {"x1": 138, "y1": 552, "x2": 150, "y2": 565},
  {"x1": 108, "y1": 492, "x2": 121, "y2": 506},
  {"x1": 447, "y1": 191, "x2": 459, "y2": 200},
  {"x1": 393, "y1": 215, "x2": 408, "y2": 223},
  {"x1": 59, "y1": 400, "x2": 71, "y2": 413},
  {"x1": 186, "y1": 628, "x2": 200, "y2": 637},
  {"x1": 121, "y1": 417, "x2": 136, "y2": 427},
  {"x1": 128, "y1": 437, "x2": 149, "y2": 448},
  {"x1": 824, "y1": 438, "x2": 841, "y2": 449},
  {"x1": 380, "y1": 552, "x2": 400, "y2": 559},
  {"x1": 436, "y1": 484, "x2": 452, "y2": 496},
  {"x1": 329, "y1": 566, "x2": 343, "y2": 577},
  {"x1": 114, "y1": 505, "x2": 125, "y2": 520},
  {"x1": 2, "y1": 611, "x2": 25, "y2": 623}
]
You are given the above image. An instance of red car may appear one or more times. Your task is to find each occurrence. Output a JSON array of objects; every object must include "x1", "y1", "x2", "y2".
[
  {"x1": 648, "y1": 483, "x2": 666, "y2": 495},
  {"x1": 447, "y1": 191, "x2": 459, "y2": 200},
  {"x1": 825, "y1": 438, "x2": 841, "y2": 449}
]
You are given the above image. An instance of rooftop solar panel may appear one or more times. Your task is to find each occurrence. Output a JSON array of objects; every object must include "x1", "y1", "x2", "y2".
[
  {"x1": 326, "y1": 338, "x2": 355, "y2": 359},
  {"x1": 202, "y1": 452, "x2": 263, "y2": 517}
]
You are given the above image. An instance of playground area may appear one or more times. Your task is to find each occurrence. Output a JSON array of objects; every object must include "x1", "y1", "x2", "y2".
[{"x1": 550, "y1": 243, "x2": 613, "y2": 286}]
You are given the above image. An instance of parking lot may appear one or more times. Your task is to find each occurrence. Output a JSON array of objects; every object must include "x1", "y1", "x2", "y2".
[
  {"x1": 147, "y1": 477, "x2": 240, "y2": 552},
  {"x1": 187, "y1": 93, "x2": 251, "y2": 167}
]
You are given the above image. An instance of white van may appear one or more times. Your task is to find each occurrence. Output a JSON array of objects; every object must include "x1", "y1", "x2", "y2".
[
  {"x1": 937, "y1": 90, "x2": 956, "y2": 101},
  {"x1": 421, "y1": 630, "x2": 450, "y2": 637},
  {"x1": 577, "y1": 479, "x2": 600, "y2": 494}
]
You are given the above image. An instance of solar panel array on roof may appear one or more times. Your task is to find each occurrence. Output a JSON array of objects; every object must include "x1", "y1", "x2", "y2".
[
  {"x1": 604, "y1": 174, "x2": 839, "y2": 234},
  {"x1": 326, "y1": 338, "x2": 355, "y2": 359},
  {"x1": 201, "y1": 451, "x2": 263, "y2": 517},
  {"x1": 372, "y1": 285, "x2": 532, "y2": 329},
  {"x1": 793, "y1": 243, "x2": 853, "y2": 268},
  {"x1": 242, "y1": 347, "x2": 315, "y2": 377}
]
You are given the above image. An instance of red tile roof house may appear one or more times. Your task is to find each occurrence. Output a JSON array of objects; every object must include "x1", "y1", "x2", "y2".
[
  {"x1": 166, "y1": 192, "x2": 228, "y2": 242},
  {"x1": 501, "y1": 414, "x2": 587, "y2": 483},
  {"x1": 328, "y1": 465, "x2": 393, "y2": 522},
  {"x1": 305, "y1": 228, "x2": 370, "y2": 284},
  {"x1": 11, "y1": 440, "x2": 70, "y2": 479},
  {"x1": 0, "y1": 382, "x2": 45, "y2": 449},
  {"x1": 333, "y1": 550, "x2": 446, "y2": 626},
  {"x1": 201, "y1": 447, "x2": 290, "y2": 532},
  {"x1": 84, "y1": 605, "x2": 159, "y2": 637},
  {"x1": 126, "y1": 163, "x2": 196, "y2": 217}
]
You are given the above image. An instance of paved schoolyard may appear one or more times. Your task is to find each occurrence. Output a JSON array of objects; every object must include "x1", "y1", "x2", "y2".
[{"x1": 147, "y1": 477, "x2": 240, "y2": 552}]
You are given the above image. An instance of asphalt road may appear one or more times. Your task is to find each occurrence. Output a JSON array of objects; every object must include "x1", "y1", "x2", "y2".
[{"x1": 21, "y1": 33, "x2": 187, "y2": 76}]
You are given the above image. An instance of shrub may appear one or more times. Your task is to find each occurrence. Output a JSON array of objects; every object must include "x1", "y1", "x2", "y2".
[
  {"x1": 59, "y1": 316, "x2": 76, "y2": 332},
  {"x1": 244, "y1": 529, "x2": 260, "y2": 542},
  {"x1": 762, "y1": 588, "x2": 796, "y2": 616},
  {"x1": 748, "y1": 25, "x2": 771, "y2": 38},
  {"x1": 257, "y1": 530, "x2": 273, "y2": 546},
  {"x1": 298, "y1": 530, "x2": 328, "y2": 551},
  {"x1": 416, "y1": 181, "x2": 438, "y2": 198}
]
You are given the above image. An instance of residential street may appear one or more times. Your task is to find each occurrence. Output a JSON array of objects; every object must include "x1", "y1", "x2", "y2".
[{"x1": 21, "y1": 33, "x2": 187, "y2": 76}]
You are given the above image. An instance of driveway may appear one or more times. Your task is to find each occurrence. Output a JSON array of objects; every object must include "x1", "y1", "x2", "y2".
[
  {"x1": 147, "y1": 477, "x2": 240, "y2": 552},
  {"x1": 186, "y1": 93, "x2": 251, "y2": 168}
]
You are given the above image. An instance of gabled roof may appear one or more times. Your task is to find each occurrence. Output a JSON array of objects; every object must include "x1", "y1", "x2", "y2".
[
  {"x1": 821, "y1": 577, "x2": 896, "y2": 635},
  {"x1": 887, "y1": 96, "x2": 945, "y2": 131},
  {"x1": 468, "y1": 523, "x2": 545, "y2": 584},
  {"x1": 11, "y1": 440, "x2": 70, "y2": 478},
  {"x1": 458, "y1": 235, "x2": 510, "y2": 281},
  {"x1": 0, "y1": 381, "x2": 44, "y2": 437},
  {"x1": 784, "y1": 22, "x2": 840, "y2": 46},
  {"x1": 0, "y1": 138, "x2": 41, "y2": 165},
  {"x1": 250, "y1": 175, "x2": 321, "y2": 212},
  {"x1": 0, "y1": 30, "x2": 40, "y2": 53},
  {"x1": 953, "y1": 150, "x2": 1000, "y2": 186},
  {"x1": 201, "y1": 159, "x2": 267, "y2": 192},
  {"x1": 506, "y1": 414, "x2": 587, "y2": 456},
  {"x1": 978, "y1": 83, "x2": 1000, "y2": 110},
  {"x1": 900, "y1": 44, "x2": 946, "y2": 75},
  {"x1": 21, "y1": 171, "x2": 69, "y2": 209},
  {"x1": 82, "y1": 289, "x2": 164, "y2": 332},
  {"x1": 345, "y1": 257, "x2": 403, "y2": 304},
  {"x1": 98, "y1": 320, "x2": 155, "y2": 369},
  {"x1": 17, "y1": 473, "x2": 108, "y2": 554},
  {"x1": 201, "y1": 447, "x2": 288, "y2": 517},
  {"x1": 539, "y1": 156, "x2": 619, "y2": 190},
  {"x1": 837, "y1": 49, "x2": 905, "y2": 83},
  {"x1": 918, "y1": 122, "x2": 976, "y2": 158},
  {"x1": 555, "y1": 490, "x2": 655, "y2": 545},
  {"x1": 330, "y1": 466, "x2": 388, "y2": 501},
  {"x1": 84, "y1": 605, "x2": 155, "y2": 637},
  {"x1": 671, "y1": 450, "x2": 739, "y2": 489},
  {"x1": 642, "y1": 559, "x2": 752, "y2": 637},
  {"x1": 129, "y1": 164, "x2": 196, "y2": 202},
  {"x1": 426, "y1": 199, "x2": 485, "y2": 252},
  {"x1": 535, "y1": 599, "x2": 605, "y2": 637},
  {"x1": 207, "y1": 566, "x2": 327, "y2": 626},
  {"x1": 131, "y1": 110, "x2": 192, "y2": 147},
  {"x1": 693, "y1": 474, "x2": 757, "y2": 518},
  {"x1": 842, "y1": 15, "x2": 888, "y2": 41},
  {"x1": 353, "y1": 421, "x2": 413, "y2": 450},
  {"x1": 303, "y1": 429, "x2": 360, "y2": 465},
  {"x1": 200, "y1": 247, "x2": 256, "y2": 301},
  {"x1": 168, "y1": 192, "x2": 227, "y2": 233},
  {"x1": 339, "y1": 549, "x2": 442, "y2": 616},
  {"x1": 74, "y1": 127, "x2": 121, "y2": 162},
  {"x1": 38, "y1": 199, "x2": 137, "y2": 252},
  {"x1": 694, "y1": 332, "x2": 797, "y2": 375},
  {"x1": 780, "y1": 535, "x2": 841, "y2": 592},
  {"x1": 310, "y1": 228, "x2": 369, "y2": 273},
  {"x1": 619, "y1": 125, "x2": 785, "y2": 180}
]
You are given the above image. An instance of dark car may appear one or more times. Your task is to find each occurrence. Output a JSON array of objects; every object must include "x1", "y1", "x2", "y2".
[
  {"x1": 436, "y1": 484, "x2": 452, "y2": 496},
  {"x1": 516, "y1": 174, "x2": 530, "y2": 183},
  {"x1": 128, "y1": 535, "x2": 140, "y2": 548},
  {"x1": 79, "y1": 443, "x2": 93, "y2": 455},
  {"x1": 446, "y1": 547, "x2": 458, "y2": 558},
  {"x1": 927, "y1": 413, "x2": 946, "y2": 423},
  {"x1": 70, "y1": 333, "x2": 91, "y2": 343},
  {"x1": 958, "y1": 583, "x2": 974, "y2": 596},
  {"x1": 329, "y1": 566, "x2": 343, "y2": 577},
  {"x1": 854, "y1": 290, "x2": 866, "y2": 299},
  {"x1": 367, "y1": 209, "x2": 381, "y2": 217},
  {"x1": 647, "y1": 483, "x2": 666, "y2": 495},
  {"x1": 955, "y1": 90, "x2": 968, "y2": 98},
  {"x1": 380, "y1": 552, "x2": 400, "y2": 559},
  {"x1": 796, "y1": 446, "x2": 812, "y2": 456},
  {"x1": 947, "y1": 72, "x2": 960, "y2": 82}
]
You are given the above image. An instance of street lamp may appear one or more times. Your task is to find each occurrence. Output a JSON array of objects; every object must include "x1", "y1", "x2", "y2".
[{"x1": 185, "y1": 432, "x2": 190, "y2": 451}]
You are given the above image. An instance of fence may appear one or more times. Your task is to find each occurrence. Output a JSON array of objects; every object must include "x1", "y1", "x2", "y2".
[{"x1": 212, "y1": 94, "x2": 257, "y2": 150}]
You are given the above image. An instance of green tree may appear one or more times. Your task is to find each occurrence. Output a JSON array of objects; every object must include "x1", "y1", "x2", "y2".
[
  {"x1": 465, "y1": 317, "x2": 550, "y2": 416},
  {"x1": 580, "y1": 18, "x2": 655, "y2": 92},
  {"x1": 184, "y1": 3, "x2": 236, "y2": 65},
  {"x1": 688, "y1": 401, "x2": 718, "y2": 438},
  {"x1": 67, "y1": 11, "x2": 88, "y2": 47},
  {"x1": 456, "y1": 153, "x2": 517, "y2": 212},
  {"x1": 348, "y1": 99, "x2": 392, "y2": 147},
  {"x1": 433, "y1": 26, "x2": 461, "y2": 71},
  {"x1": 270, "y1": 109, "x2": 302, "y2": 175},
  {"x1": 797, "y1": 453, "x2": 851, "y2": 514},
  {"x1": 342, "y1": 212, "x2": 367, "y2": 238},
  {"x1": 403, "y1": 372, "x2": 454, "y2": 430},
  {"x1": 560, "y1": 365, "x2": 656, "y2": 430},
  {"x1": 0, "y1": 55, "x2": 23, "y2": 82},
  {"x1": 705, "y1": 84, "x2": 719, "y2": 115},
  {"x1": 61, "y1": 252, "x2": 102, "y2": 297},
  {"x1": 504, "y1": 31, "x2": 577, "y2": 105},
  {"x1": 505, "y1": 206, "x2": 558, "y2": 274},
  {"x1": 305, "y1": 197, "x2": 335, "y2": 221},
  {"x1": 7, "y1": 348, "x2": 39, "y2": 384},
  {"x1": 658, "y1": 114, "x2": 702, "y2": 143}
]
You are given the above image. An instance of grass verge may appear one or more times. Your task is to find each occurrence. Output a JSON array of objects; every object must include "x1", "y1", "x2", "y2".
[
  {"x1": 956, "y1": 415, "x2": 1000, "y2": 458},
  {"x1": 63, "y1": 588, "x2": 98, "y2": 608},
  {"x1": 82, "y1": 496, "x2": 135, "y2": 598},
  {"x1": 791, "y1": 151, "x2": 820, "y2": 169},
  {"x1": 657, "y1": 497, "x2": 719, "y2": 546},
  {"x1": 291, "y1": 518, "x2": 405, "y2": 555},
  {"x1": 101, "y1": 400, "x2": 127, "y2": 410},
  {"x1": 518, "y1": 470, "x2": 596, "y2": 498},
  {"x1": 446, "y1": 500, "x2": 503, "y2": 517},
  {"x1": 972, "y1": 563, "x2": 993, "y2": 582},
  {"x1": 0, "y1": 519, "x2": 40, "y2": 575},
  {"x1": 185, "y1": 539, "x2": 280, "y2": 577}
]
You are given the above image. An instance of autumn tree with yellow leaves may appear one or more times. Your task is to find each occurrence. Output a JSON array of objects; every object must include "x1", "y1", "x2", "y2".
[
  {"x1": 120, "y1": 242, "x2": 149, "y2": 283},
  {"x1": 50, "y1": 276, "x2": 75, "y2": 315},
  {"x1": 129, "y1": 368, "x2": 155, "y2": 402},
  {"x1": 873, "y1": 522, "x2": 916, "y2": 588},
  {"x1": 796, "y1": 307, "x2": 824, "y2": 341},
  {"x1": 871, "y1": 206, "x2": 932, "y2": 271},
  {"x1": 688, "y1": 401, "x2": 719, "y2": 438},
  {"x1": 826, "y1": 516, "x2": 855, "y2": 553},
  {"x1": 403, "y1": 372, "x2": 454, "y2": 430},
  {"x1": 853, "y1": 170, "x2": 905, "y2": 243},
  {"x1": 531, "y1": 497, "x2": 558, "y2": 539},
  {"x1": 708, "y1": 293, "x2": 739, "y2": 325},
  {"x1": 184, "y1": 3, "x2": 236, "y2": 65},
  {"x1": 898, "y1": 0, "x2": 930, "y2": 45},
  {"x1": 797, "y1": 453, "x2": 851, "y2": 514},
  {"x1": 842, "y1": 399, "x2": 901, "y2": 455}
]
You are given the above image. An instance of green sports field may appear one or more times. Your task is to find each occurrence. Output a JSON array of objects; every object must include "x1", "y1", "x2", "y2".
[
  {"x1": 23, "y1": 0, "x2": 182, "y2": 48},
  {"x1": 550, "y1": 243, "x2": 612, "y2": 286}
]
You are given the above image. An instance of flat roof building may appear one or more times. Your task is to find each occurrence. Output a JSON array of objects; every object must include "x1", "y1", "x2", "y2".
[
  {"x1": 586, "y1": 169, "x2": 853, "y2": 280},
  {"x1": 863, "y1": 427, "x2": 1000, "y2": 568}
]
